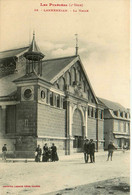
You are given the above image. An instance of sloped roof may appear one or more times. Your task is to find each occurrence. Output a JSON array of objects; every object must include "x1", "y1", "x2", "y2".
[
  {"x1": 28, "y1": 34, "x2": 41, "y2": 53},
  {"x1": 0, "y1": 47, "x2": 29, "y2": 59},
  {"x1": 97, "y1": 98, "x2": 105, "y2": 107},
  {"x1": 41, "y1": 56, "x2": 76, "y2": 81},
  {"x1": 0, "y1": 49, "x2": 97, "y2": 105},
  {"x1": 0, "y1": 68, "x2": 25, "y2": 97},
  {"x1": 24, "y1": 34, "x2": 44, "y2": 60},
  {"x1": 0, "y1": 55, "x2": 77, "y2": 97},
  {"x1": 99, "y1": 98, "x2": 127, "y2": 112}
]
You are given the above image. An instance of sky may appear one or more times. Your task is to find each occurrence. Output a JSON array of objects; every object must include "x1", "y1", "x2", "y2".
[{"x1": 0, "y1": 0, "x2": 130, "y2": 108}]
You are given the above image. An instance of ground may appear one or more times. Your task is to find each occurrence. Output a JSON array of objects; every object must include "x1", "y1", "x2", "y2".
[
  {"x1": 47, "y1": 177, "x2": 130, "y2": 195},
  {"x1": 0, "y1": 151, "x2": 130, "y2": 195}
]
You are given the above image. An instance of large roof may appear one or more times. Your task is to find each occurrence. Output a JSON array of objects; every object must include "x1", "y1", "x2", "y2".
[
  {"x1": 0, "y1": 47, "x2": 29, "y2": 59},
  {"x1": 99, "y1": 98, "x2": 127, "y2": 112},
  {"x1": 0, "y1": 55, "x2": 77, "y2": 97},
  {"x1": 0, "y1": 67, "x2": 25, "y2": 97},
  {"x1": 42, "y1": 56, "x2": 76, "y2": 82},
  {"x1": 0, "y1": 45, "x2": 97, "y2": 105}
]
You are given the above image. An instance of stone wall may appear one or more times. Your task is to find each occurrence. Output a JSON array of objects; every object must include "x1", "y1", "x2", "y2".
[
  {"x1": 87, "y1": 117, "x2": 96, "y2": 140},
  {"x1": 15, "y1": 136, "x2": 37, "y2": 158},
  {"x1": 104, "y1": 119, "x2": 114, "y2": 149},
  {"x1": 98, "y1": 119, "x2": 104, "y2": 150},
  {"x1": 16, "y1": 101, "x2": 37, "y2": 135},
  {"x1": 37, "y1": 103, "x2": 66, "y2": 137}
]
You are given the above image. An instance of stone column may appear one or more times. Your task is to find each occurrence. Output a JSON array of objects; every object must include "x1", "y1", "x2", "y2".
[
  {"x1": 59, "y1": 95, "x2": 61, "y2": 108},
  {"x1": 52, "y1": 93, "x2": 55, "y2": 106},
  {"x1": 85, "y1": 108, "x2": 88, "y2": 137},
  {"x1": 60, "y1": 97, "x2": 63, "y2": 109},
  {"x1": 65, "y1": 101, "x2": 73, "y2": 155},
  {"x1": 1, "y1": 105, "x2": 6, "y2": 135},
  {"x1": 82, "y1": 126, "x2": 86, "y2": 138},
  {"x1": 69, "y1": 103, "x2": 72, "y2": 137},
  {"x1": 47, "y1": 89, "x2": 50, "y2": 104},
  {"x1": 96, "y1": 108, "x2": 100, "y2": 151}
]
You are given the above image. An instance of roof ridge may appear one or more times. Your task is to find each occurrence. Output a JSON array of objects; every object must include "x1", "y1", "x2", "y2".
[
  {"x1": 99, "y1": 97, "x2": 122, "y2": 105},
  {"x1": 98, "y1": 97, "x2": 127, "y2": 110},
  {"x1": 42, "y1": 55, "x2": 77, "y2": 62},
  {"x1": 0, "y1": 46, "x2": 29, "y2": 53}
]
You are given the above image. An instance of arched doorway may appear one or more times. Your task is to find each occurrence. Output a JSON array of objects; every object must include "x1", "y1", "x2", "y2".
[{"x1": 72, "y1": 109, "x2": 83, "y2": 152}]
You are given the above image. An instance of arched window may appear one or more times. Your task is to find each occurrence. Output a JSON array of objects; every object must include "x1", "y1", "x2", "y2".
[
  {"x1": 67, "y1": 72, "x2": 71, "y2": 85},
  {"x1": 82, "y1": 80, "x2": 85, "y2": 92},
  {"x1": 41, "y1": 90, "x2": 45, "y2": 99},
  {"x1": 71, "y1": 67, "x2": 76, "y2": 84},
  {"x1": 59, "y1": 77, "x2": 65, "y2": 91},
  {"x1": 78, "y1": 71, "x2": 81, "y2": 82},
  {"x1": 50, "y1": 92, "x2": 53, "y2": 106},
  {"x1": 76, "y1": 69, "x2": 81, "y2": 82},
  {"x1": 88, "y1": 90, "x2": 90, "y2": 100},
  {"x1": 55, "y1": 83, "x2": 60, "y2": 89}
]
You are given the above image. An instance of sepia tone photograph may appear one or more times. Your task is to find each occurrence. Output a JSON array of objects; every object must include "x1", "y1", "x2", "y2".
[{"x1": 0, "y1": 0, "x2": 130, "y2": 194}]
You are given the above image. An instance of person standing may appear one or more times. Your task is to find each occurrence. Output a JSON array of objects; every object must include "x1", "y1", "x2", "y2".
[
  {"x1": 83, "y1": 139, "x2": 90, "y2": 163},
  {"x1": 35, "y1": 145, "x2": 42, "y2": 162},
  {"x1": 2, "y1": 144, "x2": 7, "y2": 161},
  {"x1": 89, "y1": 139, "x2": 95, "y2": 163},
  {"x1": 51, "y1": 143, "x2": 59, "y2": 162},
  {"x1": 43, "y1": 143, "x2": 49, "y2": 162},
  {"x1": 107, "y1": 142, "x2": 116, "y2": 161}
]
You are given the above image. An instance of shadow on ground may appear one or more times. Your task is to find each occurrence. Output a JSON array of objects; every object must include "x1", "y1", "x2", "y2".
[{"x1": 45, "y1": 177, "x2": 130, "y2": 195}]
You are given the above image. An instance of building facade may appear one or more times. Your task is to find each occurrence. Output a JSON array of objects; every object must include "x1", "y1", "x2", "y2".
[
  {"x1": 99, "y1": 98, "x2": 130, "y2": 150},
  {"x1": 0, "y1": 35, "x2": 105, "y2": 158}
]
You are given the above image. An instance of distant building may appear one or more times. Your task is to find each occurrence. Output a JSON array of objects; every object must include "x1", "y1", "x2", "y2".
[
  {"x1": 0, "y1": 34, "x2": 105, "y2": 158},
  {"x1": 99, "y1": 98, "x2": 130, "y2": 149}
]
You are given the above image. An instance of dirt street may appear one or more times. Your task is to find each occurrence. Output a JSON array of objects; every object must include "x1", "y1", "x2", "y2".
[
  {"x1": 47, "y1": 177, "x2": 130, "y2": 195},
  {"x1": 0, "y1": 151, "x2": 130, "y2": 195}
]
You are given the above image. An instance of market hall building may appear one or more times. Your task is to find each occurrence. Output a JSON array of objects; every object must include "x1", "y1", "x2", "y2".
[{"x1": 0, "y1": 35, "x2": 129, "y2": 158}]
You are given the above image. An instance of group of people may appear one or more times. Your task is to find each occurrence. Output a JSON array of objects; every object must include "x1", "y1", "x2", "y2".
[
  {"x1": 83, "y1": 139, "x2": 95, "y2": 163},
  {"x1": 35, "y1": 143, "x2": 59, "y2": 162},
  {"x1": 83, "y1": 139, "x2": 117, "y2": 163},
  {"x1": 1, "y1": 141, "x2": 125, "y2": 163}
]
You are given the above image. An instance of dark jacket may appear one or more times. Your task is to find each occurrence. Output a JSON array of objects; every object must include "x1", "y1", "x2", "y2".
[
  {"x1": 108, "y1": 143, "x2": 116, "y2": 151},
  {"x1": 36, "y1": 147, "x2": 42, "y2": 155},
  {"x1": 83, "y1": 142, "x2": 90, "y2": 153},
  {"x1": 2, "y1": 146, "x2": 7, "y2": 152},
  {"x1": 51, "y1": 146, "x2": 57, "y2": 154},
  {"x1": 89, "y1": 142, "x2": 95, "y2": 153},
  {"x1": 43, "y1": 146, "x2": 48, "y2": 153}
]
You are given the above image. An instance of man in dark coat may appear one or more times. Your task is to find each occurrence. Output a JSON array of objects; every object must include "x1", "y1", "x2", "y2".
[
  {"x1": 35, "y1": 145, "x2": 42, "y2": 162},
  {"x1": 89, "y1": 139, "x2": 95, "y2": 163},
  {"x1": 107, "y1": 142, "x2": 116, "y2": 161},
  {"x1": 43, "y1": 143, "x2": 49, "y2": 162},
  {"x1": 2, "y1": 144, "x2": 7, "y2": 161},
  {"x1": 83, "y1": 139, "x2": 90, "y2": 163},
  {"x1": 51, "y1": 143, "x2": 59, "y2": 162}
]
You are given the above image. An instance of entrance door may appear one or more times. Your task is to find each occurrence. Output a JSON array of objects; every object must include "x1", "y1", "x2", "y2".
[{"x1": 72, "y1": 109, "x2": 83, "y2": 151}]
